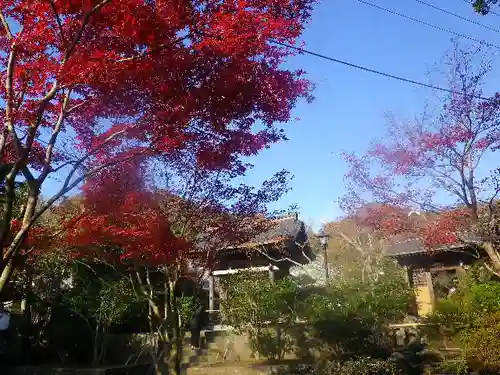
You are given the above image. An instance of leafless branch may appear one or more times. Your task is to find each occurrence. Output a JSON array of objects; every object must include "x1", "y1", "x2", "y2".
[
  {"x1": 39, "y1": 90, "x2": 72, "y2": 182},
  {"x1": 3, "y1": 148, "x2": 145, "y2": 263},
  {"x1": 116, "y1": 33, "x2": 192, "y2": 63},
  {"x1": 252, "y1": 244, "x2": 303, "y2": 267},
  {"x1": 0, "y1": 11, "x2": 13, "y2": 40},
  {"x1": 66, "y1": 100, "x2": 87, "y2": 113},
  {"x1": 295, "y1": 241, "x2": 312, "y2": 263},
  {"x1": 34, "y1": 148, "x2": 146, "y2": 222},
  {"x1": 64, "y1": 0, "x2": 112, "y2": 61},
  {"x1": 49, "y1": 0, "x2": 67, "y2": 47},
  {"x1": 483, "y1": 262, "x2": 500, "y2": 278},
  {"x1": 60, "y1": 127, "x2": 130, "y2": 189}
]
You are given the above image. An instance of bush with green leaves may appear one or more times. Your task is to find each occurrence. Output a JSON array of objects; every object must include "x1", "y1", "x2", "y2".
[
  {"x1": 63, "y1": 264, "x2": 146, "y2": 364},
  {"x1": 389, "y1": 342, "x2": 443, "y2": 375},
  {"x1": 220, "y1": 273, "x2": 301, "y2": 328},
  {"x1": 295, "y1": 258, "x2": 413, "y2": 326},
  {"x1": 273, "y1": 358, "x2": 402, "y2": 375},
  {"x1": 425, "y1": 263, "x2": 500, "y2": 373},
  {"x1": 325, "y1": 358, "x2": 403, "y2": 375},
  {"x1": 176, "y1": 295, "x2": 199, "y2": 328},
  {"x1": 220, "y1": 272, "x2": 300, "y2": 359},
  {"x1": 325, "y1": 261, "x2": 414, "y2": 324},
  {"x1": 220, "y1": 263, "x2": 413, "y2": 361},
  {"x1": 460, "y1": 312, "x2": 500, "y2": 372},
  {"x1": 426, "y1": 264, "x2": 500, "y2": 335},
  {"x1": 300, "y1": 262, "x2": 413, "y2": 361},
  {"x1": 434, "y1": 359, "x2": 469, "y2": 375}
]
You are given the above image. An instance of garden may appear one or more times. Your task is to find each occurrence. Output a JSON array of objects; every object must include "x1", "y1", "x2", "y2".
[
  {"x1": 4, "y1": 235, "x2": 500, "y2": 375},
  {"x1": 2, "y1": 1, "x2": 500, "y2": 375}
]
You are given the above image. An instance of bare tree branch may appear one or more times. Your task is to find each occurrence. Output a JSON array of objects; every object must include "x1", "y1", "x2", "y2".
[
  {"x1": 2, "y1": 150, "x2": 145, "y2": 264},
  {"x1": 0, "y1": 11, "x2": 13, "y2": 40},
  {"x1": 49, "y1": 0, "x2": 67, "y2": 47},
  {"x1": 295, "y1": 240, "x2": 312, "y2": 263},
  {"x1": 64, "y1": 0, "x2": 112, "y2": 62},
  {"x1": 252, "y1": 244, "x2": 303, "y2": 267},
  {"x1": 39, "y1": 90, "x2": 72, "y2": 183},
  {"x1": 483, "y1": 262, "x2": 500, "y2": 278}
]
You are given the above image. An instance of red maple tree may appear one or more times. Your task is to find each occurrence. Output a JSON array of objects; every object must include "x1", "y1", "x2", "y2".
[
  {"x1": 0, "y1": 0, "x2": 315, "y2": 293},
  {"x1": 342, "y1": 46, "x2": 500, "y2": 274},
  {"x1": 64, "y1": 162, "x2": 183, "y2": 265},
  {"x1": 60, "y1": 148, "x2": 291, "y2": 374}
]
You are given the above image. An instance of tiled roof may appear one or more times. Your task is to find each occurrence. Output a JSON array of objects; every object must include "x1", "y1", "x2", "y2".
[
  {"x1": 251, "y1": 213, "x2": 304, "y2": 245},
  {"x1": 386, "y1": 233, "x2": 483, "y2": 257},
  {"x1": 216, "y1": 213, "x2": 314, "y2": 264},
  {"x1": 193, "y1": 213, "x2": 309, "y2": 253}
]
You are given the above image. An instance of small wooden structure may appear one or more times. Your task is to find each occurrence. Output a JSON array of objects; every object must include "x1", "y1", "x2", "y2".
[
  {"x1": 387, "y1": 237, "x2": 485, "y2": 316},
  {"x1": 201, "y1": 213, "x2": 314, "y2": 323}
]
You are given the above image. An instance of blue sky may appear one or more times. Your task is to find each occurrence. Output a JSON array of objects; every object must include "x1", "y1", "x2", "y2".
[
  {"x1": 38, "y1": 0, "x2": 500, "y2": 230},
  {"x1": 237, "y1": 0, "x2": 500, "y2": 230}
]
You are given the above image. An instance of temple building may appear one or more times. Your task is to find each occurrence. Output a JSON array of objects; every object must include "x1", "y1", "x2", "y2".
[
  {"x1": 201, "y1": 212, "x2": 314, "y2": 320},
  {"x1": 168, "y1": 212, "x2": 314, "y2": 326},
  {"x1": 387, "y1": 237, "x2": 486, "y2": 316}
]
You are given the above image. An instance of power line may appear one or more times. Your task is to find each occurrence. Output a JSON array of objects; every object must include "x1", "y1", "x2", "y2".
[
  {"x1": 415, "y1": 0, "x2": 500, "y2": 33},
  {"x1": 270, "y1": 40, "x2": 490, "y2": 100},
  {"x1": 356, "y1": 0, "x2": 500, "y2": 50}
]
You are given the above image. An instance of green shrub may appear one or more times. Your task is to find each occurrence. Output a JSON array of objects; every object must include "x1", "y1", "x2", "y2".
[
  {"x1": 435, "y1": 360, "x2": 468, "y2": 375},
  {"x1": 461, "y1": 312, "x2": 500, "y2": 373},
  {"x1": 389, "y1": 342, "x2": 442, "y2": 375},
  {"x1": 325, "y1": 359, "x2": 402, "y2": 375},
  {"x1": 326, "y1": 268, "x2": 414, "y2": 325},
  {"x1": 176, "y1": 295, "x2": 198, "y2": 328},
  {"x1": 426, "y1": 264, "x2": 500, "y2": 339},
  {"x1": 273, "y1": 359, "x2": 402, "y2": 375},
  {"x1": 220, "y1": 273, "x2": 301, "y2": 360},
  {"x1": 312, "y1": 314, "x2": 392, "y2": 360},
  {"x1": 247, "y1": 328, "x2": 295, "y2": 360},
  {"x1": 221, "y1": 263, "x2": 413, "y2": 361},
  {"x1": 425, "y1": 264, "x2": 500, "y2": 374}
]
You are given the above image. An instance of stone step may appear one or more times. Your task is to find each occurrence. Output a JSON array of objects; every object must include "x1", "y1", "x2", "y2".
[
  {"x1": 182, "y1": 339, "x2": 239, "y2": 364},
  {"x1": 182, "y1": 348, "x2": 223, "y2": 366},
  {"x1": 181, "y1": 330, "x2": 239, "y2": 367}
]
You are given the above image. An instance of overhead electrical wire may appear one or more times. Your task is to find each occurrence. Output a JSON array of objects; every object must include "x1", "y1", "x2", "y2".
[
  {"x1": 355, "y1": 0, "x2": 500, "y2": 50},
  {"x1": 7, "y1": 6, "x2": 495, "y2": 160},
  {"x1": 415, "y1": 0, "x2": 500, "y2": 34},
  {"x1": 270, "y1": 40, "x2": 490, "y2": 100}
]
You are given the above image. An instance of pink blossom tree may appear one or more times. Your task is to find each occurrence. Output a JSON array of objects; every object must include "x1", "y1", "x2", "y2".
[{"x1": 342, "y1": 46, "x2": 500, "y2": 275}]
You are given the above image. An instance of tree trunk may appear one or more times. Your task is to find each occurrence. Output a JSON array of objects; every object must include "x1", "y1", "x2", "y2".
[
  {"x1": 140, "y1": 266, "x2": 184, "y2": 375},
  {"x1": 0, "y1": 168, "x2": 17, "y2": 257},
  {"x1": 99, "y1": 327, "x2": 107, "y2": 365},
  {"x1": 482, "y1": 241, "x2": 500, "y2": 274},
  {"x1": 167, "y1": 277, "x2": 183, "y2": 375},
  {"x1": 21, "y1": 266, "x2": 33, "y2": 318},
  {"x1": 92, "y1": 321, "x2": 101, "y2": 366},
  {"x1": 0, "y1": 258, "x2": 14, "y2": 294},
  {"x1": 0, "y1": 172, "x2": 40, "y2": 297}
]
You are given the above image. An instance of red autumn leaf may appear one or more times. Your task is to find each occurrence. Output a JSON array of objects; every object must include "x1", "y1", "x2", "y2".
[{"x1": 0, "y1": 0, "x2": 315, "y2": 289}]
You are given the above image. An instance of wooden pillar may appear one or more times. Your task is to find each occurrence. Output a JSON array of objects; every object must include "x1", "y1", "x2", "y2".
[
  {"x1": 208, "y1": 273, "x2": 215, "y2": 312},
  {"x1": 425, "y1": 270, "x2": 436, "y2": 311},
  {"x1": 268, "y1": 264, "x2": 281, "y2": 358},
  {"x1": 403, "y1": 266, "x2": 410, "y2": 286},
  {"x1": 268, "y1": 264, "x2": 275, "y2": 282},
  {"x1": 413, "y1": 269, "x2": 435, "y2": 316},
  {"x1": 323, "y1": 244, "x2": 329, "y2": 281}
]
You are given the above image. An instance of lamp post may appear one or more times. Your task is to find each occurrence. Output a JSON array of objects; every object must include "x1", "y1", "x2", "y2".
[{"x1": 318, "y1": 231, "x2": 330, "y2": 282}]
